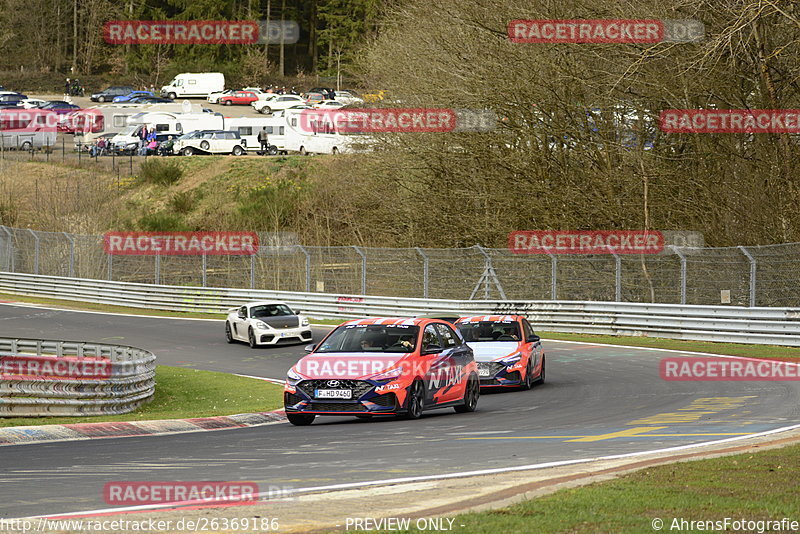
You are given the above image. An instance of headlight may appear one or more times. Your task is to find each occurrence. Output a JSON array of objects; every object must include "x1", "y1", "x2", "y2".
[
  {"x1": 500, "y1": 353, "x2": 522, "y2": 365},
  {"x1": 286, "y1": 368, "x2": 303, "y2": 383},
  {"x1": 369, "y1": 366, "x2": 404, "y2": 382},
  {"x1": 255, "y1": 321, "x2": 270, "y2": 330},
  {"x1": 301, "y1": 317, "x2": 309, "y2": 326},
  {"x1": 125, "y1": 143, "x2": 138, "y2": 149}
]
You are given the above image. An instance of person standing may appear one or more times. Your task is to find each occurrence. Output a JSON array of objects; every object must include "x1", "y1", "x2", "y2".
[
  {"x1": 64, "y1": 78, "x2": 71, "y2": 96},
  {"x1": 257, "y1": 127, "x2": 269, "y2": 155}
]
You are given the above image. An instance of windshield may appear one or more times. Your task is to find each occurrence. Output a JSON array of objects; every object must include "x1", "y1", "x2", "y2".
[
  {"x1": 316, "y1": 324, "x2": 419, "y2": 353},
  {"x1": 457, "y1": 320, "x2": 521, "y2": 342},
  {"x1": 251, "y1": 304, "x2": 294, "y2": 318},
  {"x1": 177, "y1": 130, "x2": 202, "y2": 140},
  {"x1": 116, "y1": 125, "x2": 138, "y2": 136}
]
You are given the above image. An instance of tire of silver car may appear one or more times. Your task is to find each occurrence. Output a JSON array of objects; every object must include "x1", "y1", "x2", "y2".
[
  {"x1": 225, "y1": 322, "x2": 234, "y2": 344},
  {"x1": 248, "y1": 327, "x2": 258, "y2": 349},
  {"x1": 181, "y1": 147, "x2": 194, "y2": 156}
]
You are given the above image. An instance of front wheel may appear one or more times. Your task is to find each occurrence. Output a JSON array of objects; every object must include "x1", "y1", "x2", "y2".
[
  {"x1": 199, "y1": 140, "x2": 210, "y2": 151},
  {"x1": 403, "y1": 380, "x2": 425, "y2": 419},
  {"x1": 248, "y1": 328, "x2": 258, "y2": 349},
  {"x1": 168, "y1": 93, "x2": 177, "y2": 100},
  {"x1": 98, "y1": 96, "x2": 106, "y2": 103},
  {"x1": 225, "y1": 322, "x2": 234, "y2": 344},
  {"x1": 455, "y1": 375, "x2": 480, "y2": 413},
  {"x1": 521, "y1": 358, "x2": 534, "y2": 390},
  {"x1": 181, "y1": 147, "x2": 194, "y2": 156},
  {"x1": 232, "y1": 145, "x2": 245, "y2": 156},
  {"x1": 20, "y1": 141, "x2": 32, "y2": 152},
  {"x1": 225, "y1": 100, "x2": 233, "y2": 106},
  {"x1": 267, "y1": 145, "x2": 278, "y2": 155},
  {"x1": 287, "y1": 413, "x2": 315, "y2": 426}
]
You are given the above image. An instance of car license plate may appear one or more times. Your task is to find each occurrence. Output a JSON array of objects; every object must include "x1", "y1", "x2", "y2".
[
  {"x1": 315, "y1": 389, "x2": 352, "y2": 399},
  {"x1": 280, "y1": 332, "x2": 291, "y2": 338},
  {"x1": 478, "y1": 368, "x2": 493, "y2": 377}
]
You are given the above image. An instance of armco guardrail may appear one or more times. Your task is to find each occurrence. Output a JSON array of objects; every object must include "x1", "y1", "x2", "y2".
[
  {"x1": 1, "y1": 272, "x2": 799, "y2": 347},
  {"x1": 0, "y1": 336, "x2": 156, "y2": 417}
]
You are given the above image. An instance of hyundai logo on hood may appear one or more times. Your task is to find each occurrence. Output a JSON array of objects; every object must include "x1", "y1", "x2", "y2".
[{"x1": 327, "y1": 380, "x2": 340, "y2": 388}]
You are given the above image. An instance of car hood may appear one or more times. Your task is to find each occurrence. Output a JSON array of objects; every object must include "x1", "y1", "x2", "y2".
[
  {"x1": 293, "y1": 353, "x2": 409, "y2": 380},
  {"x1": 466, "y1": 341, "x2": 521, "y2": 362}
]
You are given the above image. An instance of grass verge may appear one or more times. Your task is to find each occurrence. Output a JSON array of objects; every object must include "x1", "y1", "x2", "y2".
[
  {"x1": 0, "y1": 365, "x2": 283, "y2": 427},
  {"x1": 361, "y1": 442, "x2": 800, "y2": 534}
]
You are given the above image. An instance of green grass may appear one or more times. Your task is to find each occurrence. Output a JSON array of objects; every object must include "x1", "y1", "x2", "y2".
[
  {"x1": 0, "y1": 365, "x2": 283, "y2": 427},
  {"x1": 355, "y1": 443, "x2": 800, "y2": 534}
]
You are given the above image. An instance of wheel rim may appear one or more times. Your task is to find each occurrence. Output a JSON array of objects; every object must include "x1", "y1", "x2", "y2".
[
  {"x1": 526, "y1": 360, "x2": 533, "y2": 388},
  {"x1": 225, "y1": 323, "x2": 232, "y2": 341},
  {"x1": 249, "y1": 330, "x2": 256, "y2": 346},
  {"x1": 466, "y1": 378, "x2": 479, "y2": 409},
  {"x1": 408, "y1": 382, "x2": 423, "y2": 417},
  {"x1": 540, "y1": 357, "x2": 546, "y2": 382}
]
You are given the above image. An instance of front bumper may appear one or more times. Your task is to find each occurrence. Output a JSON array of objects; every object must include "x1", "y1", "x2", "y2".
[
  {"x1": 284, "y1": 379, "x2": 400, "y2": 415},
  {"x1": 256, "y1": 327, "x2": 312, "y2": 345},
  {"x1": 477, "y1": 361, "x2": 523, "y2": 387}
]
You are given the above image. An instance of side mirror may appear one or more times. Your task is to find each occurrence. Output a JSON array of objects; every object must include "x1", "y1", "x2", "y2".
[
  {"x1": 423, "y1": 344, "x2": 443, "y2": 355},
  {"x1": 527, "y1": 334, "x2": 540, "y2": 343},
  {"x1": 237, "y1": 311, "x2": 246, "y2": 319},
  {"x1": 304, "y1": 344, "x2": 317, "y2": 353},
  {"x1": 294, "y1": 310, "x2": 302, "y2": 315}
]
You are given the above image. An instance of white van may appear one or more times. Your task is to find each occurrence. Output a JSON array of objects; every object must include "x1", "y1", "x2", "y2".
[
  {"x1": 224, "y1": 116, "x2": 287, "y2": 153},
  {"x1": 161, "y1": 73, "x2": 225, "y2": 99},
  {"x1": 282, "y1": 109, "x2": 372, "y2": 155}
]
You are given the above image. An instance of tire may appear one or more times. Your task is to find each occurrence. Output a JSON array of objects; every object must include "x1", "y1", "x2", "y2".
[
  {"x1": 248, "y1": 327, "x2": 258, "y2": 349},
  {"x1": 181, "y1": 147, "x2": 194, "y2": 156},
  {"x1": 403, "y1": 380, "x2": 425, "y2": 420},
  {"x1": 168, "y1": 93, "x2": 177, "y2": 100},
  {"x1": 535, "y1": 355, "x2": 546, "y2": 385},
  {"x1": 261, "y1": 106, "x2": 272, "y2": 114},
  {"x1": 299, "y1": 146, "x2": 307, "y2": 156},
  {"x1": 521, "y1": 358, "x2": 534, "y2": 390},
  {"x1": 225, "y1": 100, "x2": 232, "y2": 106},
  {"x1": 455, "y1": 375, "x2": 480, "y2": 413},
  {"x1": 331, "y1": 147, "x2": 339, "y2": 155},
  {"x1": 225, "y1": 322, "x2": 234, "y2": 344},
  {"x1": 267, "y1": 145, "x2": 278, "y2": 156},
  {"x1": 98, "y1": 96, "x2": 106, "y2": 103},
  {"x1": 232, "y1": 145, "x2": 245, "y2": 156},
  {"x1": 287, "y1": 413, "x2": 315, "y2": 426},
  {"x1": 199, "y1": 140, "x2": 210, "y2": 151},
  {"x1": 20, "y1": 141, "x2": 32, "y2": 152}
]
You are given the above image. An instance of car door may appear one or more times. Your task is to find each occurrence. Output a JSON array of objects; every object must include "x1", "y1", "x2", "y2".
[
  {"x1": 231, "y1": 306, "x2": 249, "y2": 339},
  {"x1": 521, "y1": 318, "x2": 542, "y2": 371},
  {"x1": 420, "y1": 324, "x2": 461, "y2": 406},
  {"x1": 434, "y1": 323, "x2": 472, "y2": 403}
]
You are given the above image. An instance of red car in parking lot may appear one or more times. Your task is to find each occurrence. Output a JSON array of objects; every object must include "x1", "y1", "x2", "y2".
[
  {"x1": 283, "y1": 317, "x2": 480, "y2": 425},
  {"x1": 219, "y1": 91, "x2": 259, "y2": 106}
]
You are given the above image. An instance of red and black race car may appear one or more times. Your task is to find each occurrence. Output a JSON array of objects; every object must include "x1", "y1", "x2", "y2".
[
  {"x1": 455, "y1": 315, "x2": 545, "y2": 390},
  {"x1": 283, "y1": 317, "x2": 480, "y2": 425}
]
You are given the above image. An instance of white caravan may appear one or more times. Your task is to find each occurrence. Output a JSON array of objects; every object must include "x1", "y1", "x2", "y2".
[
  {"x1": 110, "y1": 111, "x2": 224, "y2": 152},
  {"x1": 224, "y1": 116, "x2": 287, "y2": 153},
  {"x1": 282, "y1": 109, "x2": 373, "y2": 155},
  {"x1": 161, "y1": 72, "x2": 225, "y2": 99}
]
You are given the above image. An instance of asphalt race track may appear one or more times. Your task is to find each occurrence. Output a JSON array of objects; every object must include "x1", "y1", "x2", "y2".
[{"x1": 1, "y1": 303, "x2": 799, "y2": 518}]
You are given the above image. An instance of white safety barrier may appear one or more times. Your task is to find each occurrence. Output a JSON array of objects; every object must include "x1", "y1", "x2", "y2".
[
  {"x1": 0, "y1": 336, "x2": 156, "y2": 417},
  {"x1": 0, "y1": 272, "x2": 799, "y2": 346}
]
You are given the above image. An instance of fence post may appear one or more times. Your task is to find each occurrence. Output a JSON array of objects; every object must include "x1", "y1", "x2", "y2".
[
  {"x1": 297, "y1": 245, "x2": 311, "y2": 292},
  {"x1": 202, "y1": 253, "x2": 207, "y2": 287},
  {"x1": 549, "y1": 253, "x2": 557, "y2": 300},
  {"x1": 415, "y1": 247, "x2": 429, "y2": 299},
  {"x1": 1, "y1": 226, "x2": 13, "y2": 273},
  {"x1": 27, "y1": 229, "x2": 40, "y2": 275},
  {"x1": 62, "y1": 231, "x2": 75, "y2": 278},
  {"x1": 107, "y1": 252, "x2": 113, "y2": 280},
  {"x1": 353, "y1": 246, "x2": 367, "y2": 295},
  {"x1": 611, "y1": 250, "x2": 621, "y2": 302},
  {"x1": 155, "y1": 253, "x2": 161, "y2": 285},
  {"x1": 250, "y1": 254, "x2": 256, "y2": 289},
  {"x1": 669, "y1": 245, "x2": 687, "y2": 305},
  {"x1": 738, "y1": 246, "x2": 757, "y2": 307}
]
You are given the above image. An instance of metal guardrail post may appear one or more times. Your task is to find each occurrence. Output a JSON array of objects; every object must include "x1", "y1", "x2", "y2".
[
  {"x1": 416, "y1": 247, "x2": 429, "y2": 299},
  {"x1": 297, "y1": 245, "x2": 311, "y2": 292},
  {"x1": 27, "y1": 229, "x2": 40, "y2": 275},
  {"x1": 202, "y1": 253, "x2": 207, "y2": 287},
  {"x1": 353, "y1": 246, "x2": 367, "y2": 295},
  {"x1": 738, "y1": 246, "x2": 757, "y2": 307},
  {"x1": 549, "y1": 253, "x2": 557, "y2": 300},
  {"x1": 670, "y1": 245, "x2": 687, "y2": 305},
  {"x1": 62, "y1": 232, "x2": 75, "y2": 278},
  {"x1": 250, "y1": 254, "x2": 256, "y2": 289}
]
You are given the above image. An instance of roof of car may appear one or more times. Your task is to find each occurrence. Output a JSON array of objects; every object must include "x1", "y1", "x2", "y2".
[
  {"x1": 244, "y1": 300, "x2": 291, "y2": 307},
  {"x1": 456, "y1": 315, "x2": 521, "y2": 323},
  {"x1": 342, "y1": 317, "x2": 434, "y2": 327}
]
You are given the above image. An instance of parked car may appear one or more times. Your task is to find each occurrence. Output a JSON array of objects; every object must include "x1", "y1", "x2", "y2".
[
  {"x1": 313, "y1": 100, "x2": 345, "y2": 110},
  {"x1": 90, "y1": 86, "x2": 135, "y2": 103},
  {"x1": 207, "y1": 89, "x2": 235, "y2": 104},
  {"x1": 308, "y1": 87, "x2": 336, "y2": 100},
  {"x1": 127, "y1": 96, "x2": 173, "y2": 104},
  {"x1": 19, "y1": 98, "x2": 48, "y2": 109},
  {"x1": 0, "y1": 93, "x2": 27, "y2": 105},
  {"x1": 113, "y1": 91, "x2": 155, "y2": 103},
  {"x1": 173, "y1": 130, "x2": 247, "y2": 156},
  {"x1": 304, "y1": 92, "x2": 326, "y2": 106},
  {"x1": 219, "y1": 91, "x2": 259, "y2": 106},
  {"x1": 334, "y1": 90, "x2": 364, "y2": 105},
  {"x1": 225, "y1": 301, "x2": 312, "y2": 348},
  {"x1": 39, "y1": 101, "x2": 80, "y2": 114},
  {"x1": 252, "y1": 94, "x2": 306, "y2": 114}
]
